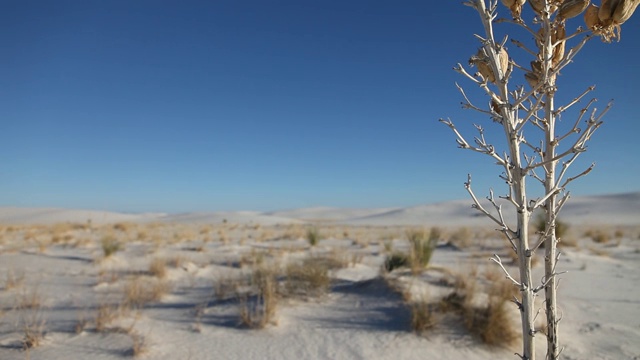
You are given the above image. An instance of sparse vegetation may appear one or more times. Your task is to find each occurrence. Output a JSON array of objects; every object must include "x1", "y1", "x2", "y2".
[
  {"x1": 306, "y1": 227, "x2": 320, "y2": 247},
  {"x1": 101, "y1": 235, "x2": 121, "y2": 257},
  {"x1": 384, "y1": 252, "x2": 410, "y2": 272},
  {"x1": 410, "y1": 297, "x2": 439, "y2": 334},
  {"x1": 149, "y1": 258, "x2": 167, "y2": 278},
  {"x1": 238, "y1": 267, "x2": 278, "y2": 329},
  {"x1": 284, "y1": 257, "x2": 331, "y2": 298},
  {"x1": 407, "y1": 228, "x2": 438, "y2": 273}
]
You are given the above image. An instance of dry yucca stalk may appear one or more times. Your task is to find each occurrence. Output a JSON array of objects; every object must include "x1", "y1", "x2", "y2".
[
  {"x1": 445, "y1": 0, "x2": 637, "y2": 358},
  {"x1": 558, "y1": 0, "x2": 591, "y2": 20}
]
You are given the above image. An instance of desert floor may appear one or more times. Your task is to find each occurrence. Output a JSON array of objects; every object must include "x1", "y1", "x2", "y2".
[{"x1": 0, "y1": 197, "x2": 639, "y2": 360}]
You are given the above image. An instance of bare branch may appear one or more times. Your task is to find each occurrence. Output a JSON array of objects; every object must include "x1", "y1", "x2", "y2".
[{"x1": 490, "y1": 254, "x2": 522, "y2": 287}]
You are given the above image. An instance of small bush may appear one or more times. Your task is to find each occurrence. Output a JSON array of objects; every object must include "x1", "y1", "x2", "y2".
[
  {"x1": 101, "y1": 235, "x2": 121, "y2": 257},
  {"x1": 124, "y1": 277, "x2": 171, "y2": 309},
  {"x1": 384, "y1": 252, "x2": 410, "y2": 272},
  {"x1": 407, "y1": 228, "x2": 438, "y2": 273},
  {"x1": 306, "y1": 227, "x2": 320, "y2": 246},
  {"x1": 284, "y1": 258, "x2": 331, "y2": 297},
  {"x1": 149, "y1": 258, "x2": 167, "y2": 278},
  {"x1": 238, "y1": 267, "x2": 278, "y2": 329},
  {"x1": 411, "y1": 299, "x2": 438, "y2": 334},
  {"x1": 95, "y1": 304, "x2": 119, "y2": 332},
  {"x1": 533, "y1": 213, "x2": 569, "y2": 244},
  {"x1": 588, "y1": 230, "x2": 610, "y2": 244}
]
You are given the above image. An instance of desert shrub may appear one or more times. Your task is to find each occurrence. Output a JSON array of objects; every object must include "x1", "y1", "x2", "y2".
[
  {"x1": 101, "y1": 235, "x2": 121, "y2": 257},
  {"x1": 124, "y1": 277, "x2": 171, "y2": 309},
  {"x1": 95, "y1": 304, "x2": 119, "y2": 332},
  {"x1": 411, "y1": 298, "x2": 439, "y2": 334},
  {"x1": 306, "y1": 227, "x2": 320, "y2": 246},
  {"x1": 149, "y1": 258, "x2": 167, "y2": 278},
  {"x1": 284, "y1": 257, "x2": 331, "y2": 297},
  {"x1": 533, "y1": 213, "x2": 569, "y2": 242},
  {"x1": 238, "y1": 267, "x2": 278, "y2": 329},
  {"x1": 407, "y1": 228, "x2": 438, "y2": 273},
  {"x1": 588, "y1": 229, "x2": 610, "y2": 244},
  {"x1": 384, "y1": 252, "x2": 410, "y2": 272},
  {"x1": 449, "y1": 227, "x2": 473, "y2": 248},
  {"x1": 463, "y1": 276, "x2": 517, "y2": 347}
]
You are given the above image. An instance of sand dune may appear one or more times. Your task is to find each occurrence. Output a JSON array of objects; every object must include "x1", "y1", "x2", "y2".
[{"x1": 1, "y1": 191, "x2": 638, "y2": 227}]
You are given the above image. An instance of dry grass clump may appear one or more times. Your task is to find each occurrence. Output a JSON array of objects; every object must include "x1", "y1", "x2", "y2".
[
  {"x1": 463, "y1": 274, "x2": 518, "y2": 347},
  {"x1": 284, "y1": 257, "x2": 331, "y2": 298},
  {"x1": 95, "y1": 303, "x2": 120, "y2": 332},
  {"x1": 306, "y1": 227, "x2": 321, "y2": 246},
  {"x1": 449, "y1": 227, "x2": 473, "y2": 248},
  {"x1": 407, "y1": 228, "x2": 439, "y2": 274},
  {"x1": 585, "y1": 228, "x2": 610, "y2": 244},
  {"x1": 129, "y1": 331, "x2": 148, "y2": 357},
  {"x1": 101, "y1": 235, "x2": 122, "y2": 257},
  {"x1": 20, "y1": 310, "x2": 46, "y2": 350},
  {"x1": 124, "y1": 277, "x2": 171, "y2": 309},
  {"x1": 439, "y1": 269, "x2": 518, "y2": 348},
  {"x1": 410, "y1": 296, "x2": 439, "y2": 334},
  {"x1": 238, "y1": 267, "x2": 278, "y2": 329},
  {"x1": 148, "y1": 258, "x2": 167, "y2": 278}
]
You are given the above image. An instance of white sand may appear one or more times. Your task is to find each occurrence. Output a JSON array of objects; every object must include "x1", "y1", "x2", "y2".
[{"x1": 0, "y1": 192, "x2": 638, "y2": 359}]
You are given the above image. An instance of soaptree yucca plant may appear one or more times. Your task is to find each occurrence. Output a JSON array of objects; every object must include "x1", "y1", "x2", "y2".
[{"x1": 440, "y1": 0, "x2": 637, "y2": 359}]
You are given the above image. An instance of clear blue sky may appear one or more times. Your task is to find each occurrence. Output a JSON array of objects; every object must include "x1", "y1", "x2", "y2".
[{"x1": 1, "y1": 1, "x2": 638, "y2": 212}]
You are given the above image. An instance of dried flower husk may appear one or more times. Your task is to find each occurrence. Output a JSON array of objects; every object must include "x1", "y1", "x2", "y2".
[
  {"x1": 529, "y1": 0, "x2": 547, "y2": 14},
  {"x1": 552, "y1": 24, "x2": 566, "y2": 66},
  {"x1": 498, "y1": 47, "x2": 509, "y2": 78},
  {"x1": 503, "y1": 0, "x2": 527, "y2": 18},
  {"x1": 599, "y1": 0, "x2": 618, "y2": 23},
  {"x1": 525, "y1": 71, "x2": 540, "y2": 89},
  {"x1": 558, "y1": 0, "x2": 591, "y2": 19},
  {"x1": 584, "y1": 4, "x2": 602, "y2": 29},
  {"x1": 612, "y1": 0, "x2": 640, "y2": 24},
  {"x1": 470, "y1": 48, "x2": 508, "y2": 84},
  {"x1": 531, "y1": 60, "x2": 543, "y2": 74}
]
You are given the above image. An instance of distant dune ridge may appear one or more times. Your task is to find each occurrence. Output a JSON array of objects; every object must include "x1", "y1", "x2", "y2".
[{"x1": 1, "y1": 191, "x2": 638, "y2": 226}]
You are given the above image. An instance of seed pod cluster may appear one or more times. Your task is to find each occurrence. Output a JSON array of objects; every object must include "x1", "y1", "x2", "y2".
[
  {"x1": 469, "y1": 47, "x2": 509, "y2": 84},
  {"x1": 589, "y1": 0, "x2": 639, "y2": 41},
  {"x1": 558, "y1": 0, "x2": 591, "y2": 19},
  {"x1": 501, "y1": 0, "x2": 527, "y2": 18}
]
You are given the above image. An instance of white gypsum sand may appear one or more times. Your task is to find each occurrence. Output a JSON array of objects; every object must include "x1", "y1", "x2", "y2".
[{"x1": 0, "y1": 192, "x2": 638, "y2": 359}]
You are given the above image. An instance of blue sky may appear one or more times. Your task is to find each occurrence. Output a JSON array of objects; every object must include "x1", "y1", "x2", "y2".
[{"x1": 1, "y1": 1, "x2": 638, "y2": 212}]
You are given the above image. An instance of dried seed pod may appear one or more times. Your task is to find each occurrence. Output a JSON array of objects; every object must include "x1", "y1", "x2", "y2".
[
  {"x1": 612, "y1": 0, "x2": 640, "y2": 24},
  {"x1": 470, "y1": 48, "x2": 508, "y2": 84},
  {"x1": 470, "y1": 50, "x2": 496, "y2": 83},
  {"x1": 552, "y1": 24, "x2": 566, "y2": 66},
  {"x1": 491, "y1": 99, "x2": 501, "y2": 114},
  {"x1": 498, "y1": 47, "x2": 509, "y2": 77},
  {"x1": 530, "y1": 0, "x2": 546, "y2": 14},
  {"x1": 558, "y1": 0, "x2": 591, "y2": 19},
  {"x1": 584, "y1": 4, "x2": 602, "y2": 29},
  {"x1": 525, "y1": 72, "x2": 540, "y2": 89},
  {"x1": 531, "y1": 60, "x2": 542, "y2": 74},
  {"x1": 503, "y1": 0, "x2": 527, "y2": 18},
  {"x1": 599, "y1": 0, "x2": 619, "y2": 23}
]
